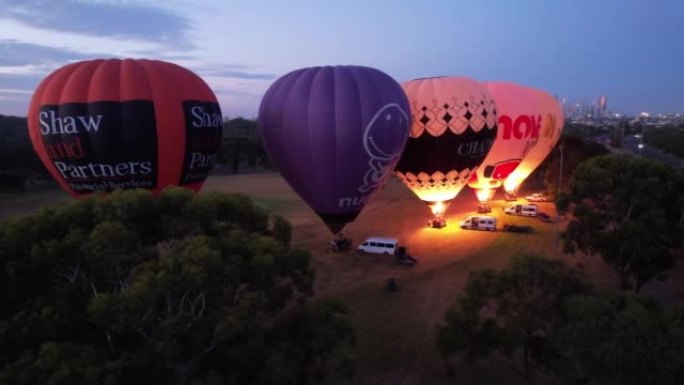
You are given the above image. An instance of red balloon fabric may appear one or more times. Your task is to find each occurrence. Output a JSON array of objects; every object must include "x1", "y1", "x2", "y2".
[{"x1": 27, "y1": 59, "x2": 222, "y2": 197}]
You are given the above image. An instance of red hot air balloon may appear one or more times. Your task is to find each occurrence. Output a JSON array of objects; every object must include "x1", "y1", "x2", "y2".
[
  {"x1": 28, "y1": 59, "x2": 222, "y2": 197},
  {"x1": 258, "y1": 65, "x2": 410, "y2": 234},
  {"x1": 394, "y1": 77, "x2": 498, "y2": 227},
  {"x1": 467, "y1": 82, "x2": 541, "y2": 211}
]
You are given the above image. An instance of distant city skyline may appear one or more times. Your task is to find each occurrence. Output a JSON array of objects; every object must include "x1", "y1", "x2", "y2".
[{"x1": 1, "y1": 0, "x2": 683, "y2": 119}]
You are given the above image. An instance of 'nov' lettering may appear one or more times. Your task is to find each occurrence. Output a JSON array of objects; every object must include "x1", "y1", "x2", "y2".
[{"x1": 499, "y1": 114, "x2": 541, "y2": 140}]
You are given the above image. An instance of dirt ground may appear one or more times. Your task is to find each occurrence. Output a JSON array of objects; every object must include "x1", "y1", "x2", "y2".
[
  {"x1": 2, "y1": 173, "x2": 682, "y2": 385},
  {"x1": 202, "y1": 174, "x2": 617, "y2": 385}
]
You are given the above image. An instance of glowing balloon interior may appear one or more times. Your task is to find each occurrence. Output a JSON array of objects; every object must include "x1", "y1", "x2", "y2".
[
  {"x1": 394, "y1": 76, "x2": 498, "y2": 218},
  {"x1": 467, "y1": 82, "x2": 543, "y2": 204},
  {"x1": 258, "y1": 65, "x2": 410, "y2": 234},
  {"x1": 27, "y1": 59, "x2": 222, "y2": 197},
  {"x1": 502, "y1": 89, "x2": 564, "y2": 197}
]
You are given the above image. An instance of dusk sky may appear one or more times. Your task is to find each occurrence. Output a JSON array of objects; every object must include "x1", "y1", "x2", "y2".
[{"x1": 1, "y1": 0, "x2": 683, "y2": 118}]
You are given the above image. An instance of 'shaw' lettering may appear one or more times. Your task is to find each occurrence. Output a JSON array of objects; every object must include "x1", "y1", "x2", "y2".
[
  {"x1": 39, "y1": 110, "x2": 103, "y2": 135},
  {"x1": 191, "y1": 106, "x2": 221, "y2": 128}
]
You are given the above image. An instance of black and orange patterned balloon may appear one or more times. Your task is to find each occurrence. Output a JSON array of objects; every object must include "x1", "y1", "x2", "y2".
[{"x1": 394, "y1": 76, "x2": 498, "y2": 216}]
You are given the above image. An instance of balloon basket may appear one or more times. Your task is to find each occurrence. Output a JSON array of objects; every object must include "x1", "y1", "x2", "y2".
[
  {"x1": 329, "y1": 233, "x2": 353, "y2": 253},
  {"x1": 427, "y1": 215, "x2": 447, "y2": 229}
]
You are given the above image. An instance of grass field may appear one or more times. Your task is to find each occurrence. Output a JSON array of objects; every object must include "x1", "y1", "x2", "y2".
[{"x1": 2, "y1": 172, "x2": 682, "y2": 385}]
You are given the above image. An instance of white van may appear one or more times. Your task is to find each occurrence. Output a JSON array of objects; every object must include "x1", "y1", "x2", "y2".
[
  {"x1": 357, "y1": 237, "x2": 398, "y2": 255},
  {"x1": 504, "y1": 203, "x2": 539, "y2": 217},
  {"x1": 460, "y1": 215, "x2": 496, "y2": 231}
]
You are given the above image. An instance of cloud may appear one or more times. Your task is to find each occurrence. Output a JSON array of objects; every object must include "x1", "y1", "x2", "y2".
[
  {"x1": 0, "y1": 73, "x2": 42, "y2": 89},
  {"x1": 0, "y1": 0, "x2": 192, "y2": 48},
  {"x1": 0, "y1": 40, "x2": 107, "y2": 104},
  {"x1": 0, "y1": 89, "x2": 32, "y2": 94},
  {"x1": 203, "y1": 75, "x2": 273, "y2": 119},
  {"x1": 0, "y1": 73, "x2": 40, "y2": 116},
  {"x1": 200, "y1": 69, "x2": 277, "y2": 80},
  {"x1": 0, "y1": 18, "x2": 177, "y2": 58},
  {"x1": 0, "y1": 40, "x2": 97, "y2": 67}
]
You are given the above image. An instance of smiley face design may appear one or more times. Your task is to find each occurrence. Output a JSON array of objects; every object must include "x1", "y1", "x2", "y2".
[{"x1": 358, "y1": 103, "x2": 409, "y2": 193}]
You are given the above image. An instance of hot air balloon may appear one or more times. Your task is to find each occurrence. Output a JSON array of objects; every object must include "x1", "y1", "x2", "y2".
[
  {"x1": 28, "y1": 59, "x2": 222, "y2": 197},
  {"x1": 394, "y1": 77, "x2": 498, "y2": 227},
  {"x1": 258, "y1": 65, "x2": 410, "y2": 234},
  {"x1": 466, "y1": 82, "x2": 541, "y2": 212},
  {"x1": 502, "y1": 88, "x2": 564, "y2": 199}
]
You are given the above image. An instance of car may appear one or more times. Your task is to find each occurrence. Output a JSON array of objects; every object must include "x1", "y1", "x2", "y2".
[
  {"x1": 395, "y1": 247, "x2": 418, "y2": 266},
  {"x1": 537, "y1": 212, "x2": 553, "y2": 223},
  {"x1": 525, "y1": 193, "x2": 548, "y2": 202},
  {"x1": 503, "y1": 224, "x2": 534, "y2": 233}
]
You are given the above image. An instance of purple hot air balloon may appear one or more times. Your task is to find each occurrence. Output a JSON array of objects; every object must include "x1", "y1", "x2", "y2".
[{"x1": 258, "y1": 65, "x2": 410, "y2": 233}]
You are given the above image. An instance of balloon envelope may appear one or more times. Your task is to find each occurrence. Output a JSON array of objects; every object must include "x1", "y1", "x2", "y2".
[
  {"x1": 467, "y1": 82, "x2": 542, "y2": 198},
  {"x1": 28, "y1": 59, "x2": 222, "y2": 197},
  {"x1": 502, "y1": 88, "x2": 564, "y2": 194},
  {"x1": 258, "y1": 65, "x2": 410, "y2": 233},
  {"x1": 394, "y1": 77, "x2": 498, "y2": 211}
]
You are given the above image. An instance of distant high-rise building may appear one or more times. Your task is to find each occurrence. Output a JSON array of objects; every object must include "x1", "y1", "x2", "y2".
[{"x1": 597, "y1": 96, "x2": 607, "y2": 118}]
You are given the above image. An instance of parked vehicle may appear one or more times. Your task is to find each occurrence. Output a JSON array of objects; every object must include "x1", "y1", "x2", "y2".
[
  {"x1": 395, "y1": 246, "x2": 418, "y2": 266},
  {"x1": 357, "y1": 237, "x2": 398, "y2": 255},
  {"x1": 525, "y1": 193, "x2": 548, "y2": 202},
  {"x1": 503, "y1": 224, "x2": 534, "y2": 233},
  {"x1": 459, "y1": 215, "x2": 496, "y2": 231},
  {"x1": 537, "y1": 212, "x2": 553, "y2": 223},
  {"x1": 505, "y1": 203, "x2": 539, "y2": 217}
]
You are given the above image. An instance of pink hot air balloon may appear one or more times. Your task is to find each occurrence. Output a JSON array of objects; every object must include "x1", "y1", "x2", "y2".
[
  {"x1": 467, "y1": 82, "x2": 541, "y2": 211},
  {"x1": 502, "y1": 88, "x2": 564, "y2": 199}
]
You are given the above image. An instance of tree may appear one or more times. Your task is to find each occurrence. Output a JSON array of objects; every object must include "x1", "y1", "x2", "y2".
[
  {"x1": 562, "y1": 154, "x2": 682, "y2": 292},
  {"x1": 436, "y1": 254, "x2": 588, "y2": 385},
  {"x1": 0, "y1": 114, "x2": 51, "y2": 188},
  {"x1": 643, "y1": 125, "x2": 684, "y2": 159},
  {"x1": 561, "y1": 293, "x2": 684, "y2": 385},
  {"x1": 0, "y1": 188, "x2": 354, "y2": 385},
  {"x1": 217, "y1": 118, "x2": 270, "y2": 174},
  {"x1": 271, "y1": 215, "x2": 292, "y2": 250},
  {"x1": 543, "y1": 134, "x2": 609, "y2": 197}
]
